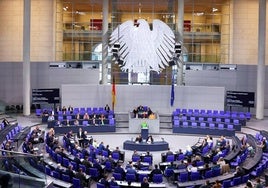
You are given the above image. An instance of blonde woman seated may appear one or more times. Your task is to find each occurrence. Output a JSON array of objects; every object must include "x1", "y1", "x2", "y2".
[
  {"x1": 217, "y1": 157, "x2": 230, "y2": 174},
  {"x1": 83, "y1": 112, "x2": 90, "y2": 120},
  {"x1": 148, "y1": 112, "x2": 156, "y2": 119}
]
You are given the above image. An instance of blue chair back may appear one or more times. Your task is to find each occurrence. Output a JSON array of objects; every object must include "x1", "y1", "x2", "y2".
[
  {"x1": 72, "y1": 177, "x2": 81, "y2": 188},
  {"x1": 153, "y1": 174, "x2": 163, "y2": 183}
]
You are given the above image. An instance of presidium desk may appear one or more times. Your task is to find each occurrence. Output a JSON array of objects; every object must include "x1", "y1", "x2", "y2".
[{"x1": 128, "y1": 112, "x2": 160, "y2": 133}]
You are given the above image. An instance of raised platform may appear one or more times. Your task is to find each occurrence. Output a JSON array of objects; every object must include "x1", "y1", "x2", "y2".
[
  {"x1": 173, "y1": 126, "x2": 235, "y2": 136},
  {"x1": 123, "y1": 140, "x2": 169, "y2": 151},
  {"x1": 53, "y1": 125, "x2": 116, "y2": 134}
]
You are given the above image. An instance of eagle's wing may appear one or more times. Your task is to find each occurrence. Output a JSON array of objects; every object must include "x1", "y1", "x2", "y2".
[
  {"x1": 151, "y1": 19, "x2": 175, "y2": 69},
  {"x1": 110, "y1": 20, "x2": 134, "y2": 61}
]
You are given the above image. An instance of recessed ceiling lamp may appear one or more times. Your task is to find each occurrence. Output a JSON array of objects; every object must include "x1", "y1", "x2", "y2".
[{"x1": 194, "y1": 12, "x2": 204, "y2": 16}]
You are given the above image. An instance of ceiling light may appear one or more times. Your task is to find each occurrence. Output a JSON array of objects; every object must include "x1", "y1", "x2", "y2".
[{"x1": 212, "y1": 8, "x2": 218, "y2": 12}]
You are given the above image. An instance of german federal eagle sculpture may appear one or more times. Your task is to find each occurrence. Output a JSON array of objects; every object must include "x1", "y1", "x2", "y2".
[{"x1": 110, "y1": 19, "x2": 176, "y2": 73}]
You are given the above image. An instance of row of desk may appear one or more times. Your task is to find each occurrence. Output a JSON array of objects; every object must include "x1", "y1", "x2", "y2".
[
  {"x1": 52, "y1": 125, "x2": 116, "y2": 134},
  {"x1": 173, "y1": 119, "x2": 241, "y2": 131},
  {"x1": 172, "y1": 126, "x2": 235, "y2": 136}
]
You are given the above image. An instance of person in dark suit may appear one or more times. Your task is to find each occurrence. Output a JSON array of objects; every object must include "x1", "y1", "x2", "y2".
[
  {"x1": 93, "y1": 159, "x2": 104, "y2": 177},
  {"x1": 0, "y1": 174, "x2": 11, "y2": 188},
  {"x1": 114, "y1": 163, "x2": 126, "y2": 179},
  {"x1": 77, "y1": 128, "x2": 85, "y2": 147},
  {"x1": 135, "y1": 135, "x2": 142, "y2": 143},
  {"x1": 64, "y1": 165, "x2": 76, "y2": 179},
  {"x1": 104, "y1": 104, "x2": 110, "y2": 113},
  {"x1": 233, "y1": 166, "x2": 245, "y2": 177},
  {"x1": 166, "y1": 147, "x2": 173, "y2": 155},
  {"x1": 109, "y1": 176, "x2": 118, "y2": 187},
  {"x1": 150, "y1": 164, "x2": 162, "y2": 181},
  {"x1": 146, "y1": 135, "x2": 154, "y2": 144},
  {"x1": 82, "y1": 156, "x2": 93, "y2": 169},
  {"x1": 99, "y1": 175, "x2": 109, "y2": 187},
  {"x1": 73, "y1": 154, "x2": 81, "y2": 166},
  {"x1": 75, "y1": 168, "x2": 88, "y2": 187}
]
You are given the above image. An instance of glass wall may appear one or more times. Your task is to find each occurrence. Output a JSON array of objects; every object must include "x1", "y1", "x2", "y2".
[{"x1": 56, "y1": 0, "x2": 230, "y2": 84}]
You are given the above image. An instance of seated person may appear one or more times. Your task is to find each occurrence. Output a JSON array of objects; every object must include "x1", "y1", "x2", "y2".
[
  {"x1": 141, "y1": 177, "x2": 149, "y2": 188},
  {"x1": 109, "y1": 176, "x2": 118, "y2": 187},
  {"x1": 132, "y1": 107, "x2": 138, "y2": 118},
  {"x1": 150, "y1": 164, "x2": 162, "y2": 181},
  {"x1": 233, "y1": 166, "x2": 245, "y2": 177},
  {"x1": 83, "y1": 113, "x2": 90, "y2": 120},
  {"x1": 135, "y1": 135, "x2": 142, "y2": 143},
  {"x1": 104, "y1": 104, "x2": 110, "y2": 113},
  {"x1": 148, "y1": 112, "x2": 156, "y2": 119},
  {"x1": 75, "y1": 168, "x2": 88, "y2": 187},
  {"x1": 259, "y1": 137, "x2": 268, "y2": 152},
  {"x1": 146, "y1": 135, "x2": 154, "y2": 144},
  {"x1": 74, "y1": 119, "x2": 79, "y2": 126}
]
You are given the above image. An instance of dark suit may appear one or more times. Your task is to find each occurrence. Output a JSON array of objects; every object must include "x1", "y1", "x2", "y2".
[
  {"x1": 75, "y1": 172, "x2": 87, "y2": 187},
  {"x1": 114, "y1": 166, "x2": 126, "y2": 179},
  {"x1": 77, "y1": 131, "x2": 85, "y2": 147},
  {"x1": 64, "y1": 168, "x2": 75, "y2": 179},
  {"x1": 150, "y1": 168, "x2": 162, "y2": 180}
]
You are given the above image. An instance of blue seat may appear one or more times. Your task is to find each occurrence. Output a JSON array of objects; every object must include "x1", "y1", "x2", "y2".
[
  {"x1": 212, "y1": 167, "x2": 221, "y2": 177},
  {"x1": 57, "y1": 154, "x2": 63, "y2": 164},
  {"x1": 204, "y1": 169, "x2": 212, "y2": 179},
  {"x1": 105, "y1": 161, "x2": 112, "y2": 172},
  {"x1": 89, "y1": 168, "x2": 100, "y2": 180},
  {"x1": 96, "y1": 183, "x2": 106, "y2": 188},
  {"x1": 70, "y1": 161, "x2": 78, "y2": 171},
  {"x1": 45, "y1": 166, "x2": 51, "y2": 175},
  {"x1": 153, "y1": 174, "x2": 163, "y2": 183},
  {"x1": 138, "y1": 174, "x2": 148, "y2": 182},
  {"x1": 113, "y1": 172, "x2": 122, "y2": 180},
  {"x1": 35, "y1": 109, "x2": 42, "y2": 116},
  {"x1": 102, "y1": 150, "x2": 108, "y2": 157},
  {"x1": 209, "y1": 123, "x2": 215, "y2": 129},
  {"x1": 222, "y1": 179, "x2": 231, "y2": 188},
  {"x1": 191, "y1": 122, "x2": 197, "y2": 128},
  {"x1": 72, "y1": 177, "x2": 81, "y2": 188},
  {"x1": 61, "y1": 174, "x2": 70, "y2": 182},
  {"x1": 227, "y1": 124, "x2": 234, "y2": 130},
  {"x1": 200, "y1": 122, "x2": 206, "y2": 128},
  {"x1": 112, "y1": 152, "x2": 120, "y2": 161},
  {"x1": 132, "y1": 155, "x2": 141, "y2": 162},
  {"x1": 190, "y1": 171, "x2": 200, "y2": 181},
  {"x1": 110, "y1": 186, "x2": 120, "y2": 188},
  {"x1": 82, "y1": 120, "x2": 88, "y2": 126},
  {"x1": 177, "y1": 154, "x2": 185, "y2": 161},
  {"x1": 241, "y1": 174, "x2": 249, "y2": 183},
  {"x1": 178, "y1": 172, "x2": 188, "y2": 182},
  {"x1": 52, "y1": 171, "x2": 60, "y2": 179},
  {"x1": 79, "y1": 164, "x2": 86, "y2": 172},
  {"x1": 173, "y1": 119, "x2": 179, "y2": 126},
  {"x1": 218, "y1": 123, "x2": 224, "y2": 129},
  {"x1": 231, "y1": 176, "x2": 241, "y2": 186},
  {"x1": 164, "y1": 168, "x2": 174, "y2": 178},
  {"x1": 182, "y1": 121, "x2": 189, "y2": 127},
  {"x1": 62, "y1": 157, "x2": 69, "y2": 167},
  {"x1": 196, "y1": 161, "x2": 205, "y2": 167},
  {"x1": 126, "y1": 173, "x2": 136, "y2": 182},
  {"x1": 166, "y1": 154, "x2": 175, "y2": 162},
  {"x1": 143, "y1": 156, "x2": 152, "y2": 164}
]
